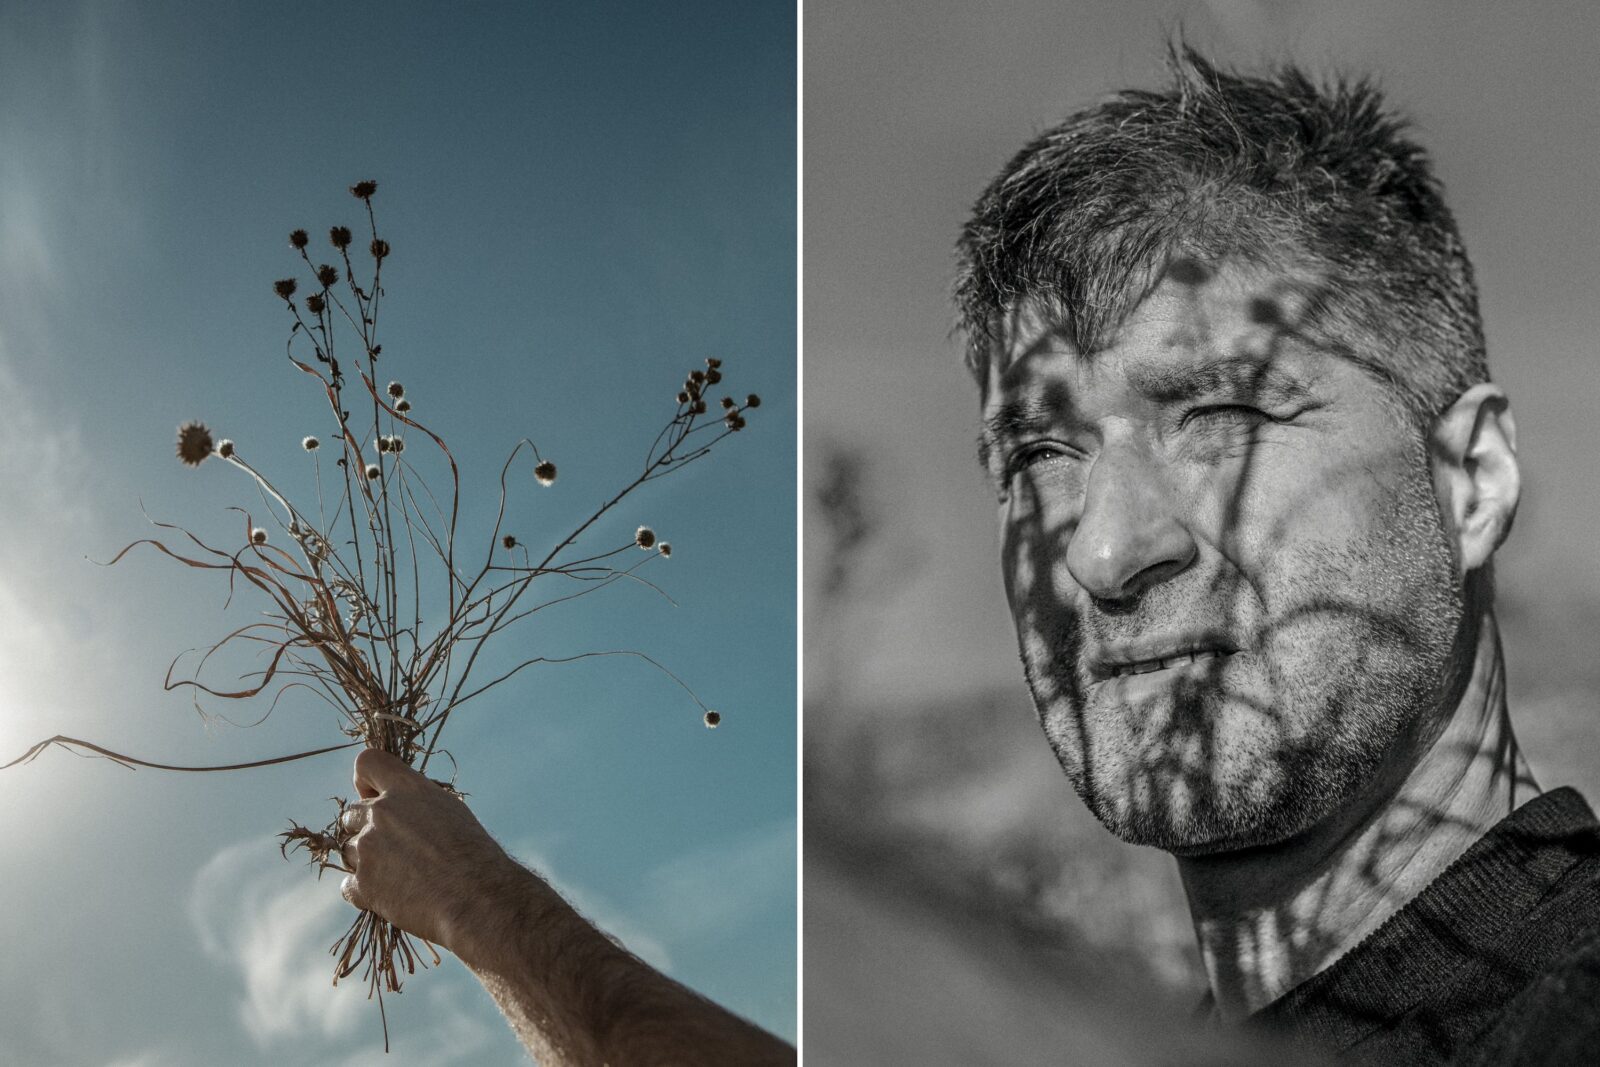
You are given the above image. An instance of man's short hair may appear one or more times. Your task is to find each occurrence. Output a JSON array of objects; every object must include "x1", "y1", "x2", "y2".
[{"x1": 955, "y1": 45, "x2": 1488, "y2": 427}]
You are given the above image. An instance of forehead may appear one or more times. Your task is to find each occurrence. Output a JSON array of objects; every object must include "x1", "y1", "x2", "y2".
[{"x1": 985, "y1": 268, "x2": 1328, "y2": 402}]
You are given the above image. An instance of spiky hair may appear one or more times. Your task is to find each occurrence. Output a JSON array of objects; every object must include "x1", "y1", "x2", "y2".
[{"x1": 955, "y1": 45, "x2": 1487, "y2": 427}]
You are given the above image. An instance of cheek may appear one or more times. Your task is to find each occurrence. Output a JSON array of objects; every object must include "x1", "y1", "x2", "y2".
[{"x1": 999, "y1": 481, "x2": 1078, "y2": 620}]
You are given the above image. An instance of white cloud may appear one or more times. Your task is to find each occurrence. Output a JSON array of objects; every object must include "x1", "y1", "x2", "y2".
[{"x1": 189, "y1": 837, "x2": 366, "y2": 1046}]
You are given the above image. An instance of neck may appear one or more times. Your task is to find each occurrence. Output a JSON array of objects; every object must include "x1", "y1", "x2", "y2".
[{"x1": 1179, "y1": 611, "x2": 1538, "y2": 1019}]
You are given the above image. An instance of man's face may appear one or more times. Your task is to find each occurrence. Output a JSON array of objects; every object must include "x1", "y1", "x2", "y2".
[{"x1": 984, "y1": 265, "x2": 1466, "y2": 855}]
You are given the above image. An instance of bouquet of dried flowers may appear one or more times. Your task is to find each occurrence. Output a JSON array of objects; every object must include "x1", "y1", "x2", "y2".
[{"x1": 3, "y1": 179, "x2": 759, "y2": 1047}]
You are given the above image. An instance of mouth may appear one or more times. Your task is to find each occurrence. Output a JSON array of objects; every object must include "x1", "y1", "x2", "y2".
[{"x1": 1089, "y1": 640, "x2": 1239, "y2": 684}]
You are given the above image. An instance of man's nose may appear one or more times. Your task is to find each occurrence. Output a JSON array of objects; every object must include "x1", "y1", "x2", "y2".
[{"x1": 1065, "y1": 443, "x2": 1197, "y2": 601}]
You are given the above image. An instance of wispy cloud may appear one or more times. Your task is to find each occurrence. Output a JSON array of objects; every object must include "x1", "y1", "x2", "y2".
[{"x1": 189, "y1": 837, "x2": 366, "y2": 1046}]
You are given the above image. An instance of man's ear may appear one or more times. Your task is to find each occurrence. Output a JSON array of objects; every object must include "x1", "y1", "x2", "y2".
[{"x1": 1431, "y1": 382, "x2": 1520, "y2": 574}]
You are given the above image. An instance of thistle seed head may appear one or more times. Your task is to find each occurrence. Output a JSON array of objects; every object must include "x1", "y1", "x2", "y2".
[
  {"x1": 305, "y1": 293, "x2": 326, "y2": 315},
  {"x1": 330, "y1": 225, "x2": 353, "y2": 249},
  {"x1": 316, "y1": 264, "x2": 339, "y2": 288},
  {"x1": 302, "y1": 435, "x2": 320, "y2": 452},
  {"x1": 387, "y1": 381, "x2": 404, "y2": 399},
  {"x1": 370, "y1": 238, "x2": 390, "y2": 260},
  {"x1": 703, "y1": 710, "x2": 721, "y2": 728},
  {"x1": 534, "y1": 460, "x2": 557, "y2": 486},
  {"x1": 350, "y1": 180, "x2": 378, "y2": 200},
  {"x1": 251, "y1": 528, "x2": 268, "y2": 545},
  {"x1": 176, "y1": 421, "x2": 214, "y2": 467},
  {"x1": 659, "y1": 542, "x2": 671, "y2": 558},
  {"x1": 289, "y1": 229, "x2": 309, "y2": 250},
  {"x1": 635, "y1": 526, "x2": 656, "y2": 550},
  {"x1": 396, "y1": 398, "x2": 412, "y2": 413},
  {"x1": 502, "y1": 534, "x2": 517, "y2": 549},
  {"x1": 217, "y1": 439, "x2": 236, "y2": 458},
  {"x1": 364, "y1": 464, "x2": 380, "y2": 480},
  {"x1": 273, "y1": 278, "x2": 297, "y2": 300}
]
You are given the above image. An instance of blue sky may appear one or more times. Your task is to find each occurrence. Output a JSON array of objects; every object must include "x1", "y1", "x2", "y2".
[{"x1": 0, "y1": 2, "x2": 795, "y2": 1062}]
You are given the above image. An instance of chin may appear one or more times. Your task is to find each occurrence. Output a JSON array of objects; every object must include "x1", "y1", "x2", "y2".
[{"x1": 1040, "y1": 677, "x2": 1395, "y2": 858}]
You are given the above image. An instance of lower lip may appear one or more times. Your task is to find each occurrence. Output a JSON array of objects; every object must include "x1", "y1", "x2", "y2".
[{"x1": 1091, "y1": 652, "x2": 1234, "y2": 699}]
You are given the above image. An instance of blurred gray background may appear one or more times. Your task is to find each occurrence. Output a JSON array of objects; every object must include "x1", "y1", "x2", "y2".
[{"x1": 803, "y1": 0, "x2": 1600, "y2": 1062}]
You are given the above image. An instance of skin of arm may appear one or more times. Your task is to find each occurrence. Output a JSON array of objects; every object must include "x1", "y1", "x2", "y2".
[{"x1": 339, "y1": 748, "x2": 795, "y2": 1066}]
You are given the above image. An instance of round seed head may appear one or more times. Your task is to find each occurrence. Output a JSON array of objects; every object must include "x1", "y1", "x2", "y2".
[
  {"x1": 289, "y1": 229, "x2": 309, "y2": 250},
  {"x1": 720, "y1": 396, "x2": 736, "y2": 409},
  {"x1": 689, "y1": 369, "x2": 706, "y2": 383},
  {"x1": 370, "y1": 238, "x2": 390, "y2": 260},
  {"x1": 305, "y1": 293, "x2": 326, "y2": 315},
  {"x1": 534, "y1": 460, "x2": 558, "y2": 486},
  {"x1": 176, "y1": 421, "x2": 214, "y2": 467},
  {"x1": 745, "y1": 393, "x2": 761, "y2": 408},
  {"x1": 217, "y1": 439, "x2": 235, "y2": 458},
  {"x1": 251, "y1": 528, "x2": 267, "y2": 545},
  {"x1": 706, "y1": 357, "x2": 722, "y2": 369},
  {"x1": 703, "y1": 710, "x2": 721, "y2": 729},
  {"x1": 659, "y1": 542, "x2": 671, "y2": 558},
  {"x1": 387, "y1": 381, "x2": 404, "y2": 399},
  {"x1": 705, "y1": 368, "x2": 721, "y2": 384},
  {"x1": 635, "y1": 526, "x2": 656, "y2": 550},
  {"x1": 691, "y1": 399, "x2": 707, "y2": 415},
  {"x1": 376, "y1": 436, "x2": 391, "y2": 453},
  {"x1": 316, "y1": 264, "x2": 339, "y2": 288},
  {"x1": 390, "y1": 436, "x2": 404, "y2": 454},
  {"x1": 396, "y1": 398, "x2": 412, "y2": 413},
  {"x1": 677, "y1": 391, "x2": 690, "y2": 405},
  {"x1": 502, "y1": 534, "x2": 517, "y2": 549},
  {"x1": 364, "y1": 463, "x2": 380, "y2": 480},
  {"x1": 302, "y1": 435, "x2": 320, "y2": 452}
]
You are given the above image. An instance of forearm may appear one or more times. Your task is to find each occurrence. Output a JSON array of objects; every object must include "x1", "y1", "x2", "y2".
[{"x1": 450, "y1": 859, "x2": 794, "y2": 1066}]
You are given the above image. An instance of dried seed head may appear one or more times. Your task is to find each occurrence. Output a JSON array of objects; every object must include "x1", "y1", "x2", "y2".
[
  {"x1": 703, "y1": 710, "x2": 721, "y2": 729},
  {"x1": 659, "y1": 542, "x2": 671, "y2": 558},
  {"x1": 720, "y1": 396, "x2": 736, "y2": 409},
  {"x1": 302, "y1": 435, "x2": 320, "y2": 451},
  {"x1": 251, "y1": 528, "x2": 268, "y2": 545},
  {"x1": 706, "y1": 357, "x2": 722, "y2": 369},
  {"x1": 273, "y1": 278, "x2": 297, "y2": 300},
  {"x1": 725, "y1": 414, "x2": 746, "y2": 431},
  {"x1": 350, "y1": 180, "x2": 378, "y2": 200},
  {"x1": 635, "y1": 526, "x2": 656, "y2": 549},
  {"x1": 370, "y1": 238, "x2": 390, "y2": 260},
  {"x1": 534, "y1": 460, "x2": 558, "y2": 486},
  {"x1": 364, "y1": 463, "x2": 380, "y2": 480},
  {"x1": 316, "y1": 264, "x2": 339, "y2": 288},
  {"x1": 217, "y1": 439, "x2": 236, "y2": 458},
  {"x1": 305, "y1": 293, "x2": 326, "y2": 315},
  {"x1": 387, "y1": 381, "x2": 404, "y2": 399},
  {"x1": 376, "y1": 436, "x2": 391, "y2": 453},
  {"x1": 396, "y1": 398, "x2": 412, "y2": 413},
  {"x1": 330, "y1": 225, "x2": 353, "y2": 249},
  {"x1": 705, "y1": 368, "x2": 721, "y2": 384},
  {"x1": 390, "y1": 436, "x2": 404, "y2": 454},
  {"x1": 745, "y1": 393, "x2": 761, "y2": 408},
  {"x1": 676, "y1": 391, "x2": 690, "y2": 404},
  {"x1": 289, "y1": 229, "x2": 309, "y2": 249},
  {"x1": 176, "y1": 421, "x2": 214, "y2": 467},
  {"x1": 691, "y1": 399, "x2": 707, "y2": 415},
  {"x1": 502, "y1": 534, "x2": 517, "y2": 549},
  {"x1": 689, "y1": 369, "x2": 706, "y2": 383}
]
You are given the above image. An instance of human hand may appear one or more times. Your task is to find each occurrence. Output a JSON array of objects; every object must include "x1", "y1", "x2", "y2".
[{"x1": 338, "y1": 748, "x2": 525, "y2": 953}]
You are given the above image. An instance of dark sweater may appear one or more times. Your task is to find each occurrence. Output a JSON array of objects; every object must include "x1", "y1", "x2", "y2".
[{"x1": 1249, "y1": 787, "x2": 1600, "y2": 1065}]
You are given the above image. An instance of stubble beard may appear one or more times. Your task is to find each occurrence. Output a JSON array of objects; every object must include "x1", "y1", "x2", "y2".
[{"x1": 1020, "y1": 466, "x2": 1466, "y2": 856}]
